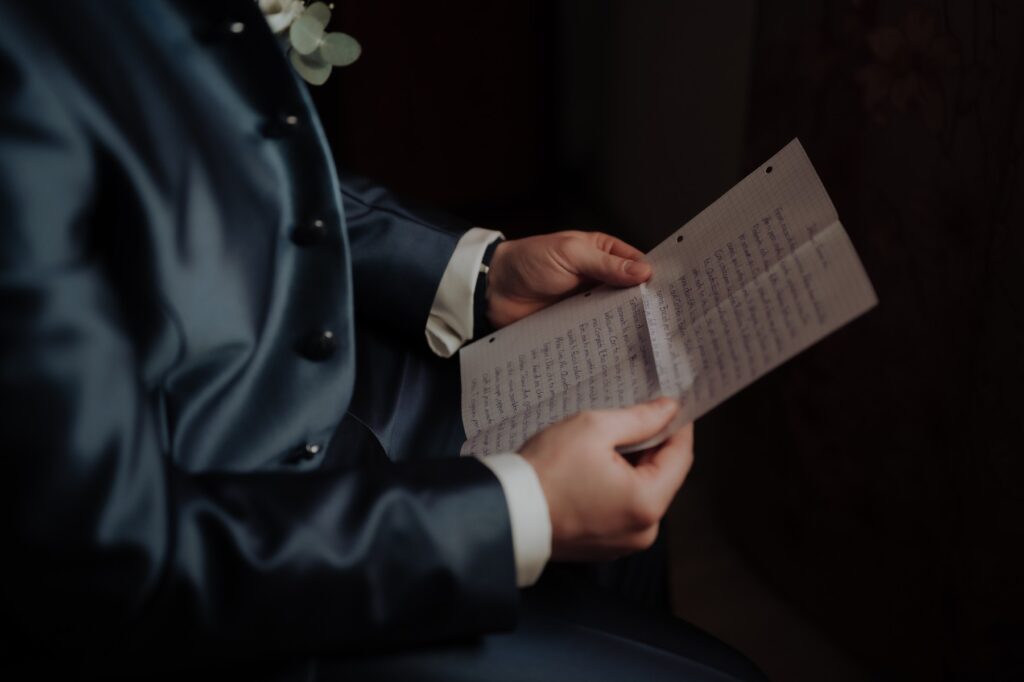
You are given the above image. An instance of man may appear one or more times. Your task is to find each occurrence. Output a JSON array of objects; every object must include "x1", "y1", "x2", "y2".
[{"x1": 0, "y1": 2, "x2": 764, "y2": 679}]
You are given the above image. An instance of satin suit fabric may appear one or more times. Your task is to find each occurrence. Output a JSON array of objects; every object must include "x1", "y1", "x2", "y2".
[
  {"x1": 0, "y1": 0, "x2": 517, "y2": 666},
  {"x1": 0, "y1": 4, "x2": 773, "y2": 680}
]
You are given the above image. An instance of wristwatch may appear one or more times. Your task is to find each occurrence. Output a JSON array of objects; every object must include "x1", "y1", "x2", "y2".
[{"x1": 473, "y1": 237, "x2": 504, "y2": 339}]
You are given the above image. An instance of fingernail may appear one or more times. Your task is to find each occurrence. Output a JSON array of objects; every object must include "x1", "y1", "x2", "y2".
[
  {"x1": 624, "y1": 260, "x2": 649, "y2": 276},
  {"x1": 651, "y1": 397, "x2": 677, "y2": 412}
]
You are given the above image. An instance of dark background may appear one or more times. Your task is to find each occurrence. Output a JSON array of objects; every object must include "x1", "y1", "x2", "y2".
[{"x1": 311, "y1": 1, "x2": 1024, "y2": 679}]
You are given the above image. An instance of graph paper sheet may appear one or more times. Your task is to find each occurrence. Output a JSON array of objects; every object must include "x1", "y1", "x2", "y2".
[{"x1": 459, "y1": 139, "x2": 878, "y2": 456}]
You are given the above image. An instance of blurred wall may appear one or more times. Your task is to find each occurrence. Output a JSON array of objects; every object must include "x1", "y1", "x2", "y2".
[
  {"x1": 711, "y1": 2, "x2": 1024, "y2": 678},
  {"x1": 316, "y1": 1, "x2": 1024, "y2": 678},
  {"x1": 559, "y1": 1, "x2": 757, "y2": 248}
]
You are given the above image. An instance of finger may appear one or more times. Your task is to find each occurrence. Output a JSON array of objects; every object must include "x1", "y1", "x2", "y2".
[
  {"x1": 633, "y1": 422, "x2": 695, "y2": 512},
  {"x1": 628, "y1": 445, "x2": 660, "y2": 468},
  {"x1": 587, "y1": 398, "x2": 678, "y2": 446},
  {"x1": 569, "y1": 242, "x2": 652, "y2": 286},
  {"x1": 555, "y1": 527, "x2": 658, "y2": 562},
  {"x1": 592, "y1": 232, "x2": 646, "y2": 262},
  {"x1": 597, "y1": 527, "x2": 661, "y2": 558}
]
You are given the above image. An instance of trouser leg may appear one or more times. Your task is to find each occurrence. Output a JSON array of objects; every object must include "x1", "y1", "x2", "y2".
[
  {"x1": 340, "y1": 320, "x2": 766, "y2": 680},
  {"x1": 314, "y1": 574, "x2": 767, "y2": 682},
  {"x1": 348, "y1": 319, "x2": 673, "y2": 607}
]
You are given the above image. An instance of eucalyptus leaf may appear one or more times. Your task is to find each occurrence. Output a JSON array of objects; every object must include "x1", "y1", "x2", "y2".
[
  {"x1": 305, "y1": 2, "x2": 332, "y2": 27},
  {"x1": 290, "y1": 49, "x2": 332, "y2": 85},
  {"x1": 289, "y1": 14, "x2": 324, "y2": 55},
  {"x1": 319, "y1": 32, "x2": 361, "y2": 67}
]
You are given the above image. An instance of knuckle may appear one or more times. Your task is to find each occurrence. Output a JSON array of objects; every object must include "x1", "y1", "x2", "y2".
[
  {"x1": 623, "y1": 536, "x2": 643, "y2": 553},
  {"x1": 680, "y1": 422, "x2": 695, "y2": 445},
  {"x1": 682, "y1": 444, "x2": 695, "y2": 470},
  {"x1": 627, "y1": 526, "x2": 659, "y2": 552},
  {"x1": 678, "y1": 431, "x2": 696, "y2": 465},
  {"x1": 638, "y1": 526, "x2": 659, "y2": 550},
  {"x1": 630, "y1": 497, "x2": 661, "y2": 528},
  {"x1": 558, "y1": 234, "x2": 582, "y2": 252}
]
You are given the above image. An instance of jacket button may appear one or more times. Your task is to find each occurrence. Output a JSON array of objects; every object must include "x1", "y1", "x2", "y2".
[
  {"x1": 290, "y1": 219, "x2": 328, "y2": 246},
  {"x1": 195, "y1": 18, "x2": 249, "y2": 44},
  {"x1": 261, "y1": 112, "x2": 300, "y2": 139},
  {"x1": 286, "y1": 443, "x2": 320, "y2": 464},
  {"x1": 299, "y1": 330, "x2": 337, "y2": 361}
]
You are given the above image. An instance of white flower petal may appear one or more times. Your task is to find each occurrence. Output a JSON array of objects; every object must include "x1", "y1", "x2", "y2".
[
  {"x1": 289, "y1": 14, "x2": 325, "y2": 55},
  {"x1": 290, "y1": 49, "x2": 333, "y2": 85},
  {"x1": 259, "y1": 0, "x2": 306, "y2": 34},
  {"x1": 306, "y1": 2, "x2": 332, "y2": 27},
  {"x1": 319, "y1": 32, "x2": 361, "y2": 67}
]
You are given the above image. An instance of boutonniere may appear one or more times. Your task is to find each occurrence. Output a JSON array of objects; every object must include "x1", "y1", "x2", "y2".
[{"x1": 258, "y1": 0, "x2": 361, "y2": 85}]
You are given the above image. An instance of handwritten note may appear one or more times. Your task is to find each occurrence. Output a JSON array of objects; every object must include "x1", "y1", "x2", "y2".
[{"x1": 460, "y1": 139, "x2": 877, "y2": 456}]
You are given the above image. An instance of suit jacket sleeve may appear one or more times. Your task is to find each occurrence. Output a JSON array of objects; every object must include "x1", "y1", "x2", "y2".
[
  {"x1": 340, "y1": 171, "x2": 472, "y2": 338},
  {"x1": 0, "y1": 6, "x2": 517, "y2": 665}
]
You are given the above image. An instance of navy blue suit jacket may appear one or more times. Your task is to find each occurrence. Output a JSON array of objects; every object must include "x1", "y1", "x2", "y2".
[{"x1": 0, "y1": 0, "x2": 516, "y2": 663}]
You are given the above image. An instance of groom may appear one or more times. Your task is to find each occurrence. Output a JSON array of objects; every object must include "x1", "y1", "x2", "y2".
[{"x1": 0, "y1": 2, "x2": 763, "y2": 679}]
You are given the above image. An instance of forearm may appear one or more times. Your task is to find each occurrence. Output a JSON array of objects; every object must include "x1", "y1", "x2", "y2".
[
  {"x1": 141, "y1": 458, "x2": 518, "y2": 655},
  {"x1": 7, "y1": 418, "x2": 518, "y2": 659},
  {"x1": 341, "y1": 172, "x2": 468, "y2": 338},
  {"x1": 420, "y1": 231, "x2": 553, "y2": 588}
]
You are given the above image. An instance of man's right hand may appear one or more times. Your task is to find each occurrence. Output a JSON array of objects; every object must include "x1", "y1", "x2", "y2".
[{"x1": 519, "y1": 398, "x2": 694, "y2": 562}]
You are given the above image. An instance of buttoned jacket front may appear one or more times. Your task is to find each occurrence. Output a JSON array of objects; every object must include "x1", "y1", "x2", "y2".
[{"x1": 0, "y1": 0, "x2": 516, "y2": 662}]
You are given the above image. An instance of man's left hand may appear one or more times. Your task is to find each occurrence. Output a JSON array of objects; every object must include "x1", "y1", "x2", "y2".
[{"x1": 486, "y1": 231, "x2": 651, "y2": 328}]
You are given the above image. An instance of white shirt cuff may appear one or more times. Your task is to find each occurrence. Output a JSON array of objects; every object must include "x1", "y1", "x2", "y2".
[
  {"x1": 476, "y1": 453, "x2": 552, "y2": 587},
  {"x1": 425, "y1": 227, "x2": 504, "y2": 358}
]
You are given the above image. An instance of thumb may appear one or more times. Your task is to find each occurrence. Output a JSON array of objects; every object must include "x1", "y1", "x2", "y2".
[
  {"x1": 571, "y1": 245, "x2": 652, "y2": 287},
  {"x1": 593, "y1": 398, "x2": 678, "y2": 446},
  {"x1": 634, "y1": 422, "x2": 695, "y2": 511}
]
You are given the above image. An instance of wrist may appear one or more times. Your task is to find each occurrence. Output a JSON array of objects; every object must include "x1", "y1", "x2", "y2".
[
  {"x1": 474, "y1": 236, "x2": 505, "y2": 338},
  {"x1": 484, "y1": 239, "x2": 513, "y2": 329},
  {"x1": 487, "y1": 238, "x2": 528, "y2": 329},
  {"x1": 477, "y1": 452, "x2": 553, "y2": 586}
]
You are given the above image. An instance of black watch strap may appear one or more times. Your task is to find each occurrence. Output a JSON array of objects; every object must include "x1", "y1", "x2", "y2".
[{"x1": 473, "y1": 237, "x2": 504, "y2": 340}]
